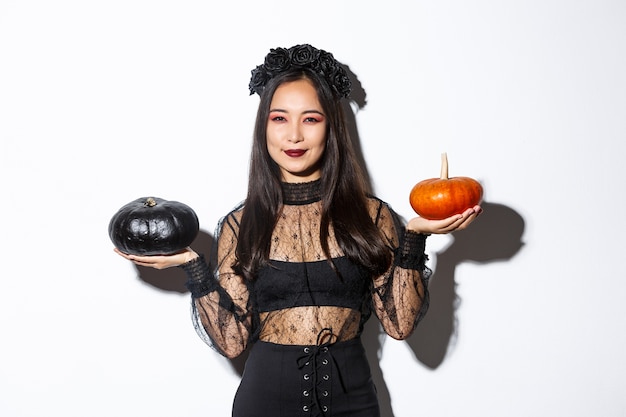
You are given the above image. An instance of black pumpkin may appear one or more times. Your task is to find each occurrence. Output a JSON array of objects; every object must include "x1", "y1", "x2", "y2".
[{"x1": 109, "y1": 197, "x2": 200, "y2": 256}]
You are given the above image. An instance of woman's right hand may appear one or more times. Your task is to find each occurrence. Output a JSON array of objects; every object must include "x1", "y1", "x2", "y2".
[{"x1": 114, "y1": 247, "x2": 199, "y2": 270}]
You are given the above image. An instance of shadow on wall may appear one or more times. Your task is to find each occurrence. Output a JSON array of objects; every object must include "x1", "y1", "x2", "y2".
[
  {"x1": 405, "y1": 200, "x2": 526, "y2": 369},
  {"x1": 363, "y1": 201, "x2": 525, "y2": 417},
  {"x1": 129, "y1": 65, "x2": 526, "y2": 417}
]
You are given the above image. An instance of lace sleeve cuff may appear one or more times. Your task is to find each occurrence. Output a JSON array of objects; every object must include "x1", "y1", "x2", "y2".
[
  {"x1": 178, "y1": 254, "x2": 219, "y2": 298},
  {"x1": 396, "y1": 230, "x2": 428, "y2": 270}
]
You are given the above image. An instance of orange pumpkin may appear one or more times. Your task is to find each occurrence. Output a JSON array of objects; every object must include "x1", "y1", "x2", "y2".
[{"x1": 409, "y1": 153, "x2": 483, "y2": 220}]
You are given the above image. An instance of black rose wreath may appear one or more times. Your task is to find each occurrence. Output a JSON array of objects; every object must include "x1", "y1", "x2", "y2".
[{"x1": 248, "y1": 44, "x2": 351, "y2": 99}]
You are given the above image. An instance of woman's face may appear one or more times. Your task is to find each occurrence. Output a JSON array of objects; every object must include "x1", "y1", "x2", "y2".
[{"x1": 266, "y1": 78, "x2": 327, "y2": 182}]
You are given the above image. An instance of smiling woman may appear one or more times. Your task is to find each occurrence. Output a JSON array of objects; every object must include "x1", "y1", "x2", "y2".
[
  {"x1": 266, "y1": 78, "x2": 328, "y2": 182},
  {"x1": 114, "y1": 43, "x2": 482, "y2": 417}
]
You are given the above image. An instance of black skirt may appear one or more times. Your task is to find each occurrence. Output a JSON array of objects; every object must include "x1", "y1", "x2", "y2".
[{"x1": 232, "y1": 338, "x2": 380, "y2": 417}]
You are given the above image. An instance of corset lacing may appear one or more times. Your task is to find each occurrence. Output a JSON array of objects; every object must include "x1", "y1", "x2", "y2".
[{"x1": 296, "y1": 328, "x2": 344, "y2": 416}]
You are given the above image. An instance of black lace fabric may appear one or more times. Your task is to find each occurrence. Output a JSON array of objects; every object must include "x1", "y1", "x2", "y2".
[{"x1": 182, "y1": 180, "x2": 431, "y2": 358}]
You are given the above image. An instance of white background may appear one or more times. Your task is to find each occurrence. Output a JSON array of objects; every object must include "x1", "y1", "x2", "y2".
[{"x1": 1, "y1": 1, "x2": 625, "y2": 416}]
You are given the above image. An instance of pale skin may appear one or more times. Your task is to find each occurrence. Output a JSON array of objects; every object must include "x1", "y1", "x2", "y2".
[{"x1": 115, "y1": 79, "x2": 482, "y2": 268}]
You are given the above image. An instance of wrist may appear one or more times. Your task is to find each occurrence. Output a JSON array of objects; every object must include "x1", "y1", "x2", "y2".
[
  {"x1": 405, "y1": 228, "x2": 430, "y2": 237},
  {"x1": 183, "y1": 249, "x2": 199, "y2": 265},
  {"x1": 397, "y1": 230, "x2": 428, "y2": 270}
]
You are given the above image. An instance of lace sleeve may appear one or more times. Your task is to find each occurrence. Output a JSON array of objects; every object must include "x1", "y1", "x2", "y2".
[
  {"x1": 370, "y1": 200, "x2": 431, "y2": 340},
  {"x1": 180, "y1": 208, "x2": 253, "y2": 358}
]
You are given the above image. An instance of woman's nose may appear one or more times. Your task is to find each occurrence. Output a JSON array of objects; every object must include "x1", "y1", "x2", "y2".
[{"x1": 288, "y1": 124, "x2": 303, "y2": 143}]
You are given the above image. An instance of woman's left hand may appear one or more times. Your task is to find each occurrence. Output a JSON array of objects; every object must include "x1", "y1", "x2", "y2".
[{"x1": 407, "y1": 205, "x2": 482, "y2": 235}]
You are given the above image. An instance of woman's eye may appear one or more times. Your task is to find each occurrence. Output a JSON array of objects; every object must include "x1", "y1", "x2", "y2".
[
  {"x1": 270, "y1": 115, "x2": 286, "y2": 122},
  {"x1": 304, "y1": 117, "x2": 320, "y2": 123}
]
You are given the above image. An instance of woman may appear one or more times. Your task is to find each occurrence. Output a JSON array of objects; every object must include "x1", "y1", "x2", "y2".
[{"x1": 116, "y1": 44, "x2": 481, "y2": 417}]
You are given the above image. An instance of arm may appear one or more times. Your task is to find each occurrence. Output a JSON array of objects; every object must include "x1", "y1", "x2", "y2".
[
  {"x1": 371, "y1": 201, "x2": 482, "y2": 340},
  {"x1": 113, "y1": 210, "x2": 253, "y2": 358},
  {"x1": 370, "y1": 201, "x2": 431, "y2": 340},
  {"x1": 183, "y1": 211, "x2": 252, "y2": 358}
]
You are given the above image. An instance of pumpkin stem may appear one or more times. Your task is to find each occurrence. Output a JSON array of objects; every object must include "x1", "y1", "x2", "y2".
[
  {"x1": 145, "y1": 197, "x2": 157, "y2": 207},
  {"x1": 440, "y1": 152, "x2": 449, "y2": 180}
]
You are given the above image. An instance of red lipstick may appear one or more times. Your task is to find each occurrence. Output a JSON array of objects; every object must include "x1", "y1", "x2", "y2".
[{"x1": 285, "y1": 149, "x2": 306, "y2": 157}]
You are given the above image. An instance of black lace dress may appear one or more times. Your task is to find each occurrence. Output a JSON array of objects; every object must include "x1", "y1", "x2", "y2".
[{"x1": 181, "y1": 179, "x2": 431, "y2": 417}]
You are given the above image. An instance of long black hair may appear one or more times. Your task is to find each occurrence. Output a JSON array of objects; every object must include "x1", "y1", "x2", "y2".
[{"x1": 233, "y1": 68, "x2": 392, "y2": 281}]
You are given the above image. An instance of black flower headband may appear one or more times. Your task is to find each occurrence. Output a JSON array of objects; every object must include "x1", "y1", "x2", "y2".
[{"x1": 248, "y1": 44, "x2": 352, "y2": 99}]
